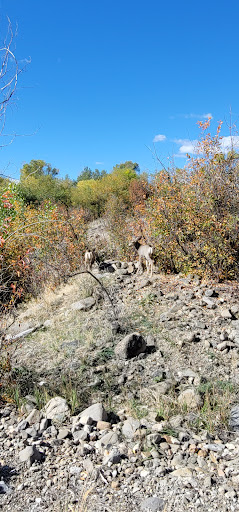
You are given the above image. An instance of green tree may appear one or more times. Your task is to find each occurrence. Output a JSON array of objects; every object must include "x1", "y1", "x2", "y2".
[
  {"x1": 112, "y1": 161, "x2": 140, "y2": 174},
  {"x1": 18, "y1": 160, "x2": 74, "y2": 205},
  {"x1": 76, "y1": 166, "x2": 107, "y2": 182},
  {"x1": 20, "y1": 159, "x2": 59, "y2": 180}
]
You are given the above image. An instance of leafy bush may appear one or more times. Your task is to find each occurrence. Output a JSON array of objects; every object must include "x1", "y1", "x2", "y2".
[
  {"x1": 142, "y1": 120, "x2": 239, "y2": 279},
  {"x1": 0, "y1": 198, "x2": 87, "y2": 314}
]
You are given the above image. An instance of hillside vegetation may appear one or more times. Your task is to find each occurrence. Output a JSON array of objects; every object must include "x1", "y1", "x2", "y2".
[{"x1": 1, "y1": 119, "x2": 239, "y2": 318}]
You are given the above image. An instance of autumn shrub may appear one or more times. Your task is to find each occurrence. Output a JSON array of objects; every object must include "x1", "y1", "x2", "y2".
[
  {"x1": 104, "y1": 120, "x2": 239, "y2": 279},
  {"x1": 0, "y1": 197, "x2": 87, "y2": 314},
  {"x1": 143, "y1": 120, "x2": 239, "y2": 279}
]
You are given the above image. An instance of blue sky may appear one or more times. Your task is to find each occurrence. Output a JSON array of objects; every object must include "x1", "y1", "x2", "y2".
[{"x1": 0, "y1": 0, "x2": 239, "y2": 181}]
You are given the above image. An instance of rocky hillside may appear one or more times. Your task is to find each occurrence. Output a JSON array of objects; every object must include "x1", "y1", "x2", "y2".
[{"x1": 1, "y1": 260, "x2": 239, "y2": 511}]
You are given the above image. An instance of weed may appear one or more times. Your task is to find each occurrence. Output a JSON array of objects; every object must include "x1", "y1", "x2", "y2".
[
  {"x1": 139, "y1": 293, "x2": 158, "y2": 308},
  {"x1": 159, "y1": 427, "x2": 178, "y2": 437},
  {"x1": 154, "y1": 376, "x2": 163, "y2": 383},
  {"x1": 128, "y1": 398, "x2": 148, "y2": 420},
  {"x1": 70, "y1": 388, "x2": 78, "y2": 415},
  {"x1": 12, "y1": 385, "x2": 21, "y2": 409},
  {"x1": 95, "y1": 347, "x2": 114, "y2": 363},
  {"x1": 60, "y1": 374, "x2": 79, "y2": 414},
  {"x1": 184, "y1": 379, "x2": 236, "y2": 433},
  {"x1": 33, "y1": 386, "x2": 50, "y2": 410}
]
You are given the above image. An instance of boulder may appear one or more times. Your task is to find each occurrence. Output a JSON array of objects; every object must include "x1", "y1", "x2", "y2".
[
  {"x1": 115, "y1": 332, "x2": 147, "y2": 359},
  {"x1": 43, "y1": 397, "x2": 70, "y2": 423},
  {"x1": 71, "y1": 297, "x2": 95, "y2": 311},
  {"x1": 79, "y1": 402, "x2": 108, "y2": 423}
]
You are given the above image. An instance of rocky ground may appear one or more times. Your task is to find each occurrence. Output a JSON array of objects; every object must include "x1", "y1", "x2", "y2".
[{"x1": 1, "y1": 260, "x2": 239, "y2": 511}]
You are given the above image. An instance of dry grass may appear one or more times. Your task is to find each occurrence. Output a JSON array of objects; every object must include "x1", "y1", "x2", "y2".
[
  {"x1": 141, "y1": 379, "x2": 236, "y2": 434},
  {"x1": 6, "y1": 272, "x2": 115, "y2": 371}
]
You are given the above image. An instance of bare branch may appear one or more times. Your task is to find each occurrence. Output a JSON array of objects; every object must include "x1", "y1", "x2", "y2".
[{"x1": 0, "y1": 17, "x2": 31, "y2": 156}]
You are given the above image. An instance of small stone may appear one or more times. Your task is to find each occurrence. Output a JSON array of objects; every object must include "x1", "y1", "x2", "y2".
[
  {"x1": 170, "y1": 467, "x2": 193, "y2": 478},
  {"x1": 231, "y1": 305, "x2": 239, "y2": 315},
  {"x1": 197, "y1": 449, "x2": 208, "y2": 458},
  {"x1": 219, "y1": 331, "x2": 228, "y2": 341},
  {"x1": 96, "y1": 420, "x2": 111, "y2": 430},
  {"x1": 217, "y1": 341, "x2": 228, "y2": 351},
  {"x1": 140, "y1": 496, "x2": 165, "y2": 511},
  {"x1": 25, "y1": 427, "x2": 38, "y2": 438},
  {"x1": 39, "y1": 418, "x2": 50, "y2": 433},
  {"x1": 58, "y1": 428, "x2": 70, "y2": 440},
  {"x1": 73, "y1": 430, "x2": 88, "y2": 442},
  {"x1": 111, "y1": 480, "x2": 120, "y2": 489},
  {"x1": 25, "y1": 409, "x2": 41, "y2": 425},
  {"x1": 202, "y1": 297, "x2": 217, "y2": 309},
  {"x1": 103, "y1": 448, "x2": 122, "y2": 465},
  {"x1": 221, "y1": 309, "x2": 232, "y2": 319},
  {"x1": 17, "y1": 420, "x2": 29, "y2": 432},
  {"x1": 0, "y1": 480, "x2": 11, "y2": 494},
  {"x1": 185, "y1": 333, "x2": 198, "y2": 343},
  {"x1": 95, "y1": 431, "x2": 119, "y2": 450},
  {"x1": 204, "y1": 476, "x2": 212, "y2": 488},
  {"x1": 140, "y1": 469, "x2": 150, "y2": 478},
  {"x1": 218, "y1": 468, "x2": 225, "y2": 477}
]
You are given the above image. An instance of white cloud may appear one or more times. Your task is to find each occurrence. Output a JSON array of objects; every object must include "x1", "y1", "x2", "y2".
[
  {"x1": 153, "y1": 134, "x2": 166, "y2": 142},
  {"x1": 220, "y1": 136, "x2": 239, "y2": 153},
  {"x1": 174, "y1": 139, "x2": 198, "y2": 155},
  {"x1": 95, "y1": 161, "x2": 104, "y2": 165}
]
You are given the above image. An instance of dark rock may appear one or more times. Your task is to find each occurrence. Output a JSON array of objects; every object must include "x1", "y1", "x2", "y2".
[
  {"x1": 229, "y1": 405, "x2": 239, "y2": 431},
  {"x1": 115, "y1": 332, "x2": 147, "y2": 359}
]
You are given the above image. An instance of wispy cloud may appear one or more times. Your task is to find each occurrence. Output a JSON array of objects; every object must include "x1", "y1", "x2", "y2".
[
  {"x1": 153, "y1": 134, "x2": 166, "y2": 142},
  {"x1": 173, "y1": 153, "x2": 189, "y2": 159},
  {"x1": 19, "y1": 57, "x2": 31, "y2": 66},
  {"x1": 170, "y1": 113, "x2": 213, "y2": 120},
  {"x1": 95, "y1": 161, "x2": 104, "y2": 165},
  {"x1": 183, "y1": 113, "x2": 213, "y2": 120}
]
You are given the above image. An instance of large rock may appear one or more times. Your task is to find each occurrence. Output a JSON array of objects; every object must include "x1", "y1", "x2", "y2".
[
  {"x1": 78, "y1": 402, "x2": 108, "y2": 424},
  {"x1": 19, "y1": 445, "x2": 44, "y2": 466},
  {"x1": 43, "y1": 396, "x2": 70, "y2": 423},
  {"x1": 95, "y1": 431, "x2": 119, "y2": 450},
  {"x1": 71, "y1": 297, "x2": 95, "y2": 311},
  {"x1": 230, "y1": 404, "x2": 239, "y2": 431},
  {"x1": 122, "y1": 417, "x2": 140, "y2": 439},
  {"x1": 115, "y1": 332, "x2": 147, "y2": 359},
  {"x1": 178, "y1": 388, "x2": 202, "y2": 409},
  {"x1": 25, "y1": 408, "x2": 41, "y2": 425}
]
